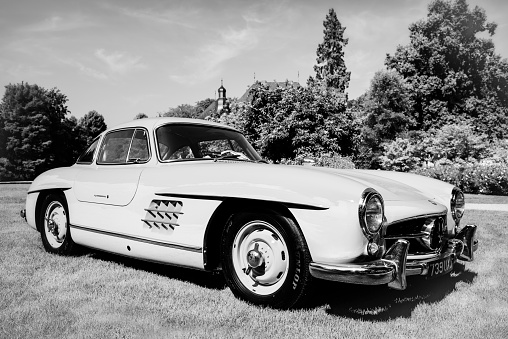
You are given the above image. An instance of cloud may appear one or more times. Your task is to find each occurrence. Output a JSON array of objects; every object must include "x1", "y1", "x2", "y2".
[
  {"x1": 56, "y1": 57, "x2": 108, "y2": 80},
  {"x1": 116, "y1": 6, "x2": 199, "y2": 29},
  {"x1": 95, "y1": 49, "x2": 146, "y2": 74},
  {"x1": 170, "y1": 26, "x2": 259, "y2": 85},
  {"x1": 24, "y1": 14, "x2": 95, "y2": 32}
]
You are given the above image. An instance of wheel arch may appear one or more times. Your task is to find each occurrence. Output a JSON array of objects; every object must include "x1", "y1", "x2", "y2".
[
  {"x1": 202, "y1": 197, "x2": 310, "y2": 271},
  {"x1": 34, "y1": 189, "x2": 70, "y2": 232}
]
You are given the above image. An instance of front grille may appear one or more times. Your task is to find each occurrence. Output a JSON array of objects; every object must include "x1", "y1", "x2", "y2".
[{"x1": 384, "y1": 214, "x2": 447, "y2": 254}]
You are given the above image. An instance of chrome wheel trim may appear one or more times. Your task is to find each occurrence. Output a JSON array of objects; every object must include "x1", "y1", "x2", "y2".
[
  {"x1": 232, "y1": 220, "x2": 289, "y2": 296},
  {"x1": 44, "y1": 201, "x2": 67, "y2": 249}
]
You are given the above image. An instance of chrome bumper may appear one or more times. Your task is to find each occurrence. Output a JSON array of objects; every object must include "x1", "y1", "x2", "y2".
[{"x1": 309, "y1": 224, "x2": 478, "y2": 290}]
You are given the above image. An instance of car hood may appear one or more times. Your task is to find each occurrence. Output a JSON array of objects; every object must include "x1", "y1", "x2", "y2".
[
  {"x1": 300, "y1": 166, "x2": 449, "y2": 221},
  {"x1": 305, "y1": 166, "x2": 431, "y2": 202}
]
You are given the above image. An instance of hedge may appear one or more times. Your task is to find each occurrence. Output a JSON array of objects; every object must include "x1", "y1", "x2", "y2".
[{"x1": 412, "y1": 163, "x2": 508, "y2": 195}]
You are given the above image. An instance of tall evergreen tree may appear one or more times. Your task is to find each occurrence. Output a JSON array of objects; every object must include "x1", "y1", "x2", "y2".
[
  {"x1": 385, "y1": 0, "x2": 508, "y2": 137},
  {"x1": 313, "y1": 8, "x2": 351, "y2": 93}
]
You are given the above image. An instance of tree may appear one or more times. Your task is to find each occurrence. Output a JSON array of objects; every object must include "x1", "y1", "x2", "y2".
[
  {"x1": 354, "y1": 71, "x2": 415, "y2": 168},
  {"x1": 195, "y1": 98, "x2": 215, "y2": 117},
  {"x1": 0, "y1": 82, "x2": 74, "y2": 180},
  {"x1": 385, "y1": 0, "x2": 508, "y2": 137},
  {"x1": 134, "y1": 113, "x2": 148, "y2": 119},
  {"x1": 163, "y1": 104, "x2": 197, "y2": 118},
  {"x1": 79, "y1": 110, "x2": 107, "y2": 146},
  {"x1": 212, "y1": 81, "x2": 358, "y2": 162},
  {"x1": 312, "y1": 8, "x2": 351, "y2": 93}
]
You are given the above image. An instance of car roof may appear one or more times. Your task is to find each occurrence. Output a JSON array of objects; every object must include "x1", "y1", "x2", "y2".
[{"x1": 106, "y1": 117, "x2": 239, "y2": 133}]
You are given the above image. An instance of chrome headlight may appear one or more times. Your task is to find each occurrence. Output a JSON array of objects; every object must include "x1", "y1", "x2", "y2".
[
  {"x1": 359, "y1": 189, "x2": 385, "y2": 237},
  {"x1": 451, "y1": 187, "x2": 465, "y2": 223}
]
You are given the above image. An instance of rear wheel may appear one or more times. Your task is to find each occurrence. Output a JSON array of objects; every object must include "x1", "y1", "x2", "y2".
[
  {"x1": 221, "y1": 211, "x2": 311, "y2": 309},
  {"x1": 39, "y1": 193, "x2": 75, "y2": 255}
]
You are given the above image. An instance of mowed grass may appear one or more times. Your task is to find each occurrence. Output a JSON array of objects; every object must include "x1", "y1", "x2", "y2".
[
  {"x1": 1, "y1": 184, "x2": 507, "y2": 339},
  {"x1": 465, "y1": 193, "x2": 508, "y2": 204}
]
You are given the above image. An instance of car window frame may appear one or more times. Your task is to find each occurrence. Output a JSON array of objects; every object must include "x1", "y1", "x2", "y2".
[
  {"x1": 76, "y1": 136, "x2": 101, "y2": 165},
  {"x1": 97, "y1": 127, "x2": 151, "y2": 165},
  {"x1": 154, "y1": 123, "x2": 261, "y2": 163}
]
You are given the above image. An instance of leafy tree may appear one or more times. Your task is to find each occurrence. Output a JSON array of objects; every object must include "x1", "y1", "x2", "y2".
[
  {"x1": 385, "y1": 0, "x2": 508, "y2": 137},
  {"x1": 312, "y1": 8, "x2": 350, "y2": 93},
  {"x1": 212, "y1": 81, "x2": 357, "y2": 162},
  {"x1": 79, "y1": 110, "x2": 107, "y2": 146},
  {"x1": 354, "y1": 71, "x2": 415, "y2": 168},
  {"x1": 195, "y1": 98, "x2": 215, "y2": 117},
  {"x1": 135, "y1": 113, "x2": 148, "y2": 119},
  {"x1": 0, "y1": 82, "x2": 74, "y2": 180},
  {"x1": 163, "y1": 104, "x2": 197, "y2": 118}
]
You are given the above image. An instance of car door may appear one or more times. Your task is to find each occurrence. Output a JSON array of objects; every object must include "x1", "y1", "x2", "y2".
[{"x1": 74, "y1": 128, "x2": 150, "y2": 206}]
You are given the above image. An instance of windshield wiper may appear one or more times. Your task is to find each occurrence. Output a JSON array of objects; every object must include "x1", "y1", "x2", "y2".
[{"x1": 214, "y1": 154, "x2": 241, "y2": 162}]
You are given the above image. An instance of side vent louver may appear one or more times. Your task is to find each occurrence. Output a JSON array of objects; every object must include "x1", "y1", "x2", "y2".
[{"x1": 142, "y1": 200, "x2": 183, "y2": 230}]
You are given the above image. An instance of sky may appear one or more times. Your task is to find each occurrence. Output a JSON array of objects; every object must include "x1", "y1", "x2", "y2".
[{"x1": 1, "y1": 0, "x2": 507, "y2": 128}]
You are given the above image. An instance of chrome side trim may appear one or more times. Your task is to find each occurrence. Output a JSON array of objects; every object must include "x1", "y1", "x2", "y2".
[
  {"x1": 70, "y1": 224, "x2": 202, "y2": 253},
  {"x1": 155, "y1": 193, "x2": 329, "y2": 210}
]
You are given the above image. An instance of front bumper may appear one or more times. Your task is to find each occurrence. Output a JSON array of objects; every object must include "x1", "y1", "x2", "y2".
[{"x1": 309, "y1": 224, "x2": 478, "y2": 290}]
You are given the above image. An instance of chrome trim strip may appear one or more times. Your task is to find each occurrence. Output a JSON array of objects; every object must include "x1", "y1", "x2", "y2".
[
  {"x1": 28, "y1": 187, "x2": 72, "y2": 194},
  {"x1": 144, "y1": 208, "x2": 183, "y2": 214},
  {"x1": 155, "y1": 193, "x2": 329, "y2": 210},
  {"x1": 384, "y1": 232, "x2": 428, "y2": 240},
  {"x1": 70, "y1": 224, "x2": 202, "y2": 253},
  {"x1": 384, "y1": 213, "x2": 446, "y2": 227}
]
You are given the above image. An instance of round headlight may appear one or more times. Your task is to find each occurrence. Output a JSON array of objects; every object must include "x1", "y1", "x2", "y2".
[
  {"x1": 451, "y1": 187, "x2": 465, "y2": 222},
  {"x1": 359, "y1": 189, "x2": 385, "y2": 236}
]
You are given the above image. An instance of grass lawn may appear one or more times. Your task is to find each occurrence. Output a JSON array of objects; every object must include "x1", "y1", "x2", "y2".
[
  {"x1": 1, "y1": 184, "x2": 507, "y2": 338},
  {"x1": 465, "y1": 193, "x2": 508, "y2": 204}
]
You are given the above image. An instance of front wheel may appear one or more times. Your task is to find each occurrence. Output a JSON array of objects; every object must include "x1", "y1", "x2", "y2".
[
  {"x1": 221, "y1": 211, "x2": 311, "y2": 309},
  {"x1": 39, "y1": 193, "x2": 75, "y2": 255}
]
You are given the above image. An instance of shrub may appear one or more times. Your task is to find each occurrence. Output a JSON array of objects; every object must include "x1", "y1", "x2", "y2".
[
  {"x1": 413, "y1": 163, "x2": 508, "y2": 195},
  {"x1": 279, "y1": 154, "x2": 355, "y2": 169}
]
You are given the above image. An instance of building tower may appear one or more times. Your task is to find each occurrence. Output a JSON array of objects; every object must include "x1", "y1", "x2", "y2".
[{"x1": 217, "y1": 79, "x2": 226, "y2": 113}]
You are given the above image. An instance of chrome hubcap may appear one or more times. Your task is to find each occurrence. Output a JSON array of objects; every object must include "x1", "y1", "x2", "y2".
[
  {"x1": 232, "y1": 220, "x2": 289, "y2": 295},
  {"x1": 44, "y1": 201, "x2": 67, "y2": 249}
]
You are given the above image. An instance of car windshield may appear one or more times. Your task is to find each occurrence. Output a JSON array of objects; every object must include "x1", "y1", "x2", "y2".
[{"x1": 156, "y1": 124, "x2": 262, "y2": 162}]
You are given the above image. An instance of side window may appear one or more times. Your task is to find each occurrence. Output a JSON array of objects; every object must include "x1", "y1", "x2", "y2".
[
  {"x1": 98, "y1": 128, "x2": 150, "y2": 164},
  {"x1": 98, "y1": 129, "x2": 134, "y2": 164},
  {"x1": 76, "y1": 138, "x2": 100, "y2": 164},
  {"x1": 128, "y1": 129, "x2": 149, "y2": 161}
]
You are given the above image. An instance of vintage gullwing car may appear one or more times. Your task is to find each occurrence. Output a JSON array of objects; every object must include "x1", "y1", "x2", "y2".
[{"x1": 21, "y1": 117, "x2": 478, "y2": 309}]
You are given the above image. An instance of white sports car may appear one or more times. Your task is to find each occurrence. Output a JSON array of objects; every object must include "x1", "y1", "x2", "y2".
[{"x1": 21, "y1": 117, "x2": 478, "y2": 309}]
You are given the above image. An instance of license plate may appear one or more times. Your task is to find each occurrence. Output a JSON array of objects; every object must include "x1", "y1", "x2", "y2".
[{"x1": 428, "y1": 256, "x2": 453, "y2": 278}]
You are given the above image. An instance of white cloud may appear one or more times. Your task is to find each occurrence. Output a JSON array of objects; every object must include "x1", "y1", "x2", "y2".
[
  {"x1": 56, "y1": 57, "x2": 108, "y2": 80},
  {"x1": 95, "y1": 49, "x2": 146, "y2": 74},
  {"x1": 24, "y1": 14, "x2": 95, "y2": 32},
  {"x1": 170, "y1": 26, "x2": 259, "y2": 85},
  {"x1": 117, "y1": 6, "x2": 199, "y2": 29}
]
